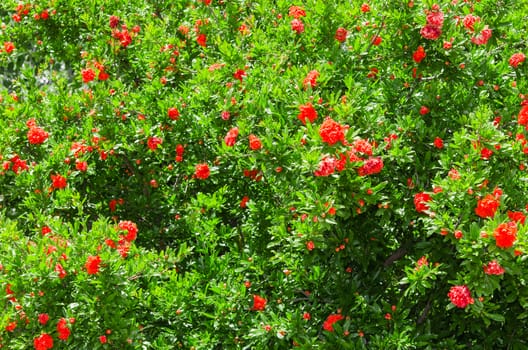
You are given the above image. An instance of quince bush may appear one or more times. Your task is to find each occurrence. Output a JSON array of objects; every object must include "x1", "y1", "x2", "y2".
[{"x1": 1, "y1": 0, "x2": 528, "y2": 348}]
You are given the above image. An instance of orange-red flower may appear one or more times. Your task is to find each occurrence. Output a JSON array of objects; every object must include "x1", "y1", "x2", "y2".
[
  {"x1": 475, "y1": 194, "x2": 499, "y2": 218},
  {"x1": 252, "y1": 294, "x2": 267, "y2": 311},
  {"x1": 494, "y1": 221, "x2": 517, "y2": 248},
  {"x1": 85, "y1": 255, "x2": 102, "y2": 274}
]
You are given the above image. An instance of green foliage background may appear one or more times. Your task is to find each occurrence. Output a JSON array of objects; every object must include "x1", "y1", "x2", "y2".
[{"x1": 2, "y1": 0, "x2": 528, "y2": 348}]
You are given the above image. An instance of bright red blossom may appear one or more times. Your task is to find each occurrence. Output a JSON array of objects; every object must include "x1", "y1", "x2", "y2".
[
  {"x1": 38, "y1": 313, "x2": 49, "y2": 325},
  {"x1": 509, "y1": 53, "x2": 526, "y2": 68},
  {"x1": 288, "y1": 6, "x2": 306, "y2": 19},
  {"x1": 414, "y1": 192, "x2": 432, "y2": 213},
  {"x1": 303, "y1": 70, "x2": 319, "y2": 88},
  {"x1": 195, "y1": 163, "x2": 210, "y2": 180},
  {"x1": 248, "y1": 134, "x2": 262, "y2": 150},
  {"x1": 448, "y1": 285, "x2": 474, "y2": 308},
  {"x1": 323, "y1": 313, "x2": 344, "y2": 332},
  {"x1": 517, "y1": 105, "x2": 528, "y2": 127},
  {"x1": 335, "y1": 27, "x2": 347, "y2": 42},
  {"x1": 319, "y1": 117, "x2": 346, "y2": 145},
  {"x1": 291, "y1": 19, "x2": 304, "y2": 34},
  {"x1": 483, "y1": 260, "x2": 505, "y2": 275},
  {"x1": 147, "y1": 136, "x2": 163, "y2": 151},
  {"x1": 28, "y1": 126, "x2": 49, "y2": 145},
  {"x1": 507, "y1": 211, "x2": 526, "y2": 225},
  {"x1": 252, "y1": 294, "x2": 267, "y2": 311},
  {"x1": 224, "y1": 127, "x2": 239, "y2": 147},
  {"x1": 413, "y1": 46, "x2": 426, "y2": 63},
  {"x1": 433, "y1": 137, "x2": 444, "y2": 149},
  {"x1": 475, "y1": 194, "x2": 499, "y2": 218},
  {"x1": 494, "y1": 221, "x2": 517, "y2": 248},
  {"x1": 4, "y1": 42, "x2": 15, "y2": 54},
  {"x1": 297, "y1": 103, "x2": 318, "y2": 124},
  {"x1": 51, "y1": 174, "x2": 67, "y2": 189},
  {"x1": 57, "y1": 318, "x2": 71, "y2": 340},
  {"x1": 358, "y1": 157, "x2": 383, "y2": 176},
  {"x1": 168, "y1": 107, "x2": 180, "y2": 120},
  {"x1": 33, "y1": 333, "x2": 53, "y2": 350},
  {"x1": 85, "y1": 255, "x2": 102, "y2": 274},
  {"x1": 118, "y1": 220, "x2": 138, "y2": 242},
  {"x1": 81, "y1": 68, "x2": 96, "y2": 83}
]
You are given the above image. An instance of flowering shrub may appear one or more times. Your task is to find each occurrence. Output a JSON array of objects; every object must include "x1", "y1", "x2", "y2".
[{"x1": 1, "y1": 0, "x2": 528, "y2": 348}]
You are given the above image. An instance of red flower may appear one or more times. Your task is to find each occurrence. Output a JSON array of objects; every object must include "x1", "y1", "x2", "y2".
[
  {"x1": 419, "y1": 105, "x2": 430, "y2": 116},
  {"x1": 297, "y1": 103, "x2": 318, "y2": 124},
  {"x1": 323, "y1": 313, "x2": 344, "y2": 332},
  {"x1": 480, "y1": 147, "x2": 493, "y2": 159},
  {"x1": 288, "y1": 6, "x2": 306, "y2": 19},
  {"x1": 195, "y1": 163, "x2": 210, "y2": 180},
  {"x1": 303, "y1": 70, "x2": 319, "y2": 89},
  {"x1": 518, "y1": 105, "x2": 528, "y2": 126},
  {"x1": 360, "y1": 3, "x2": 370, "y2": 13},
  {"x1": 51, "y1": 174, "x2": 67, "y2": 189},
  {"x1": 420, "y1": 24, "x2": 442, "y2": 40},
  {"x1": 33, "y1": 333, "x2": 54, "y2": 350},
  {"x1": 433, "y1": 137, "x2": 444, "y2": 149},
  {"x1": 85, "y1": 255, "x2": 102, "y2": 274},
  {"x1": 99, "y1": 335, "x2": 107, "y2": 344},
  {"x1": 240, "y1": 196, "x2": 250, "y2": 208},
  {"x1": 5, "y1": 321, "x2": 17, "y2": 332},
  {"x1": 471, "y1": 26, "x2": 492, "y2": 45},
  {"x1": 81, "y1": 68, "x2": 96, "y2": 83},
  {"x1": 55, "y1": 263, "x2": 67, "y2": 279},
  {"x1": 28, "y1": 126, "x2": 49, "y2": 145},
  {"x1": 3, "y1": 42, "x2": 15, "y2": 54},
  {"x1": 412, "y1": 46, "x2": 426, "y2": 63},
  {"x1": 319, "y1": 117, "x2": 346, "y2": 145},
  {"x1": 414, "y1": 192, "x2": 432, "y2": 213},
  {"x1": 233, "y1": 69, "x2": 247, "y2": 82},
  {"x1": 507, "y1": 211, "x2": 526, "y2": 225},
  {"x1": 494, "y1": 221, "x2": 517, "y2": 248},
  {"x1": 248, "y1": 134, "x2": 262, "y2": 150},
  {"x1": 38, "y1": 313, "x2": 50, "y2": 325},
  {"x1": 147, "y1": 136, "x2": 163, "y2": 151},
  {"x1": 314, "y1": 156, "x2": 337, "y2": 177},
  {"x1": 448, "y1": 285, "x2": 474, "y2": 308},
  {"x1": 109, "y1": 15, "x2": 120, "y2": 28},
  {"x1": 75, "y1": 160, "x2": 88, "y2": 172},
  {"x1": 483, "y1": 260, "x2": 505, "y2": 275},
  {"x1": 291, "y1": 19, "x2": 304, "y2": 34},
  {"x1": 509, "y1": 53, "x2": 526, "y2": 68},
  {"x1": 463, "y1": 14, "x2": 479, "y2": 32},
  {"x1": 371, "y1": 35, "x2": 382, "y2": 46},
  {"x1": 224, "y1": 127, "x2": 239, "y2": 147},
  {"x1": 475, "y1": 194, "x2": 499, "y2": 218},
  {"x1": 252, "y1": 294, "x2": 267, "y2": 311},
  {"x1": 57, "y1": 318, "x2": 71, "y2": 341},
  {"x1": 118, "y1": 220, "x2": 138, "y2": 242},
  {"x1": 358, "y1": 157, "x2": 383, "y2": 176},
  {"x1": 168, "y1": 107, "x2": 180, "y2": 120},
  {"x1": 335, "y1": 27, "x2": 348, "y2": 42},
  {"x1": 197, "y1": 33, "x2": 207, "y2": 47},
  {"x1": 306, "y1": 241, "x2": 315, "y2": 251}
]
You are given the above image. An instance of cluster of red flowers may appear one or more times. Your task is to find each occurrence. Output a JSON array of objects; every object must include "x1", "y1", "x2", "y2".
[
  {"x1": 57, "y1": 318, "x2": 71, "y2": 340},
  {"x1": 509, "y1": 53, "x2": 526, "y2": 68},
  {"x1": 224, "y1": 127, "x2": 239, "y2": 147},
  {"x1": 413, "y1": 45, "x2": 426, "y2": 63},
  {"x1": 85, "y1": 255, "x2": 102, "y2": 274},
  {"x1": 335, "y1": 27, "x2": 347, "y2": 43},
  {"x1": 448, "y1": 285, "x2": 474, "y2": 308},
  {"x1": 147, "y1": 136, "x2": 163, "y2": 151},
  {"x1": 195, "y1": 163, "x2": 210, "y2": 180},
  {"x1": 51, "y1": 174, "x2": 67, "y2": 190},
  {"x1": 175, "y1": 144, "x2": 185, "y2": 162},
  {"x1": 27, "y1": 119, "x2": 49, "y2": 145},
  {"x1": 297, "y1": 102, "x2": 318, "y2": 125},
  {"x1": 493, "y1": 221, "x2": 517, "y2": 248},
  {"x1": 357, "y1": 157, "x2": 384, "y2": 176},
  {"x1": 475, "y1": 193, "x2": 500, "y2": 218},
  {"x1": 2, "y1": 154, "x2": 29, "y2": 174},
  {"x1": 110, "y1": 16, "x2": 140, "y2": 48},
  {"x1": 289, "y1": 6, "x2": 306, "y2": 34},
  {"x1": 319, "y1": 117, "x2": 346, "y2": 145},
  {"x1": 303, "y1": 70, "x2": 319, "y2": 89},
  {"x1": 420, "y1": 4, "x2": 444, "y2": 40},
  {"x1": 483, "y1": 260, "x2": 505, "y2": 275},
  {"x1": 414, "y1": 192, "x2": 432, "y2": 213},
  {"x1": 2, "y1": 41, "x2": 15, "y2": 54},
  {"x1": 34, "y1": 333, "x2": 53, "y2": 350},
  {"x1": 322, "y1": 313, "x2": 344, "y2": 332},
  {"x1": 251, "y1": 294, "x2": 267, "y2": 311},
  {"x1": 248, "y1": 134, "x2": 262, "y2": 150}
]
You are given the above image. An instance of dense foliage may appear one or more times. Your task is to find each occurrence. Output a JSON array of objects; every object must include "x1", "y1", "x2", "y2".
[{"x1": 1, "y1": 0, "x2": 528, "y2": 348}]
